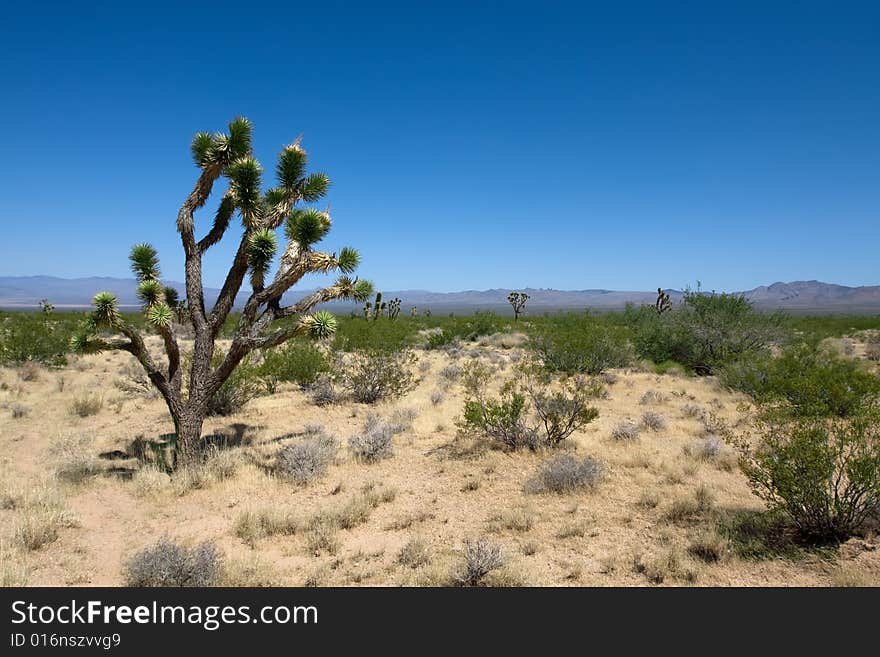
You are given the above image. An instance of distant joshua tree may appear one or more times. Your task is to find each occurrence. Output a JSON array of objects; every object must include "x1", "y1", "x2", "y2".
[
  {"x1": 72, "y1": 118, "x2": 372, "y2": 466},
  {"x1": 655, "y1": 288, "x2": 672, "y2": 315},
  {"x1": 507, "y1": 291, "x2": 530, "y2": 321},
  {"x1": 39, "y1": 298, "x2": 54, "y2": 316}
]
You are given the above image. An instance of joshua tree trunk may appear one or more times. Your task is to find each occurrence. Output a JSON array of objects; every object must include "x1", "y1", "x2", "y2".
[{"x1": 73, "y1": 117, "x2": 372, "y2": 467}]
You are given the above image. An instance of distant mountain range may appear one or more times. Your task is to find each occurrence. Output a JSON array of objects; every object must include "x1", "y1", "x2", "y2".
[{"x1": 1, "y1": 276, "x2": 880, "y2": 314}]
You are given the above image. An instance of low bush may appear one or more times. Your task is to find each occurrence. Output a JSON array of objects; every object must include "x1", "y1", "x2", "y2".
[
  {"x1": 721, "y1": 343, "x2": 880, "y2": 418},
  {"x1": 726, "y1": 413, "x2": 880, "y2": 541},
  {"x1": 528, "y1": 313, "x2": 631, "y2": 375},
  {"x1": 0, "y1": 312, "x2": 76, "y2": 367},
  {"x1": 526, "y1": 454, "x2": 604, "y2": 493},
  {"x1": 123, "y1": 537, "x2": 222, "y2": 586},
  {"x1": 336, "y1": 350, "x2": 417, "y2": 404},
  {"x1": 257, "y1": 340, "x2": 329, "y2": 392},
  {"x1": 611, "y1": 422, "x2": 640, "y2": 441},
  {"x1": 207, "y1": 364, "x2": 262, "y2": 416},
  {"x1": 276, "y1": 431, "x2": 338, "y2": 484},
  {"x1": 348, "y1": 416, "x2": 401, "y2": 463},
  {"x1": 458, "y1": 365, "x2": 600, "y2": 450},
  {"x1": 640, "y1": 411, "x2": 666, "y2": 431},
  {"x1": 626, "y1": 290, "x2": 785, "y2": 375},
  {"x1": 453, "y1": 538, "x2": 504, "y2": 586},
  {"x1": 398, "y1": 537, "x2": 431, "y2": 568},
  {"x1": 70, "y1": 393, "x2": 103, "y2": 418}
]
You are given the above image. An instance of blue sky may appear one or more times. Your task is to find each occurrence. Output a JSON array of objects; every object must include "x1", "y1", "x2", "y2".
[{"x1": 1, "y1": 1, "x2": 878, "y2": 292}]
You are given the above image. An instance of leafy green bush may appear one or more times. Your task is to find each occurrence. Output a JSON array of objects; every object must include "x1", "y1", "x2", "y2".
[
  {"x1": 627, "y1": 291, "x2": 785, "y2": 375},
  {"x1": 721, "y1": 344, "x2": 880, "y2": 418},
  {"x1": 528, "y1": 313, "x2": 631, "y2": 374},
  {"x1": 0, "y1": 312, "x2": 77, "y2": 367},
  {"x1": 335, "y1": 349, "x2": 417, "y2": 403},
  {"x1": 726, "y1": 414, "x2": 880, "y2": 541},
  {"x1": 207, "y1": 362, "x2": 263, "y2": 416},
  {"x1": 458, "y1": 363, "x2": 600, "y2": 450},
  {"x1": 257, "y1": 340, "x2": 329, "y2": 392}
]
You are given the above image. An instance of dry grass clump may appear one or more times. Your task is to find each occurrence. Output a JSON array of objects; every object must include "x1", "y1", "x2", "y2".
[
  {"x1": 430, "y1": 389, "x2": 445, "y2": 405},
  {"x1": 309, "y1": 374, "x2": 340, "y2": 406},
  {"x1": 50, "y1": 434, "x2": 102, "y2": 484},
  {"x1": 681, "y1": 403, "x2": 707, "y2": 420},
  {"x1": 12, "y1": 486, "x2": 76, "y2": 551},
  {"x1": 687, "y1": 529, "x2": 728, "y2": 563},
  {"x1": 640, "y1": 411, "x2": 666, "y2": 431},
  {"x1": 276, "y1": 429, "x2": 338, "y2": 484},
  {"x1": 639, "y1": 390, "x2": 666, "y2": 405},
  {"x1": 220, "y1": 555, "x2": 282, "y2": 586},
  {"x1": 302, "y1": 485, "x2": 396, "y2": 555},
  {"x1": 489, "y1": 507, "x2": 535, "y2": 533},
  {"x1": 131, "y1": 466, "x2": 172, "y2": 498},
  {"x1": 397, "y1": 537, "x2": 431, "y2": 568},
  {"x1": 555, "y1": 521, "x2": 589, "y2": 539},
  {"x1": 123, "y1": 537, "x2": 222, "y2": 586},
  {"x1": 70, "y1": 392, "x2": 103, "y2": 418},
  {"x1": 636, "y1": 489, "x2": 661, "y2": 509},
  {"x1": 453, "y1": 537, "x2": 505, "y2": 586},
  {"x1": 633, "y1": 547, "x2": 699, "y2": 584},
  {"x1": 10, "y1": 403, "x2": 28, "y2": 419},
  {"x1": 683, "y1": 435, "x2": 739, "y2": 472},
  {"x1": 18, "y1": 362, "x2": 41, "y2": 381},
  {"x1": 526, "y1": 454, "x2": 604, "y2": 494},
  {"x1": 611, "y1": 422, "x2": 640, "y2": 441},
  {"x1": 439, "y1": 364, "x2": 462, "y2": 382},
  {"x1": 663, "y1": 485, "x2": 715, "y2": 524},
  {"x1": 0, "y1": 544, "x2": 30, "y2": 586},
  {"x1": 171, "y1": 448, "x2": 241, "y2": 495},
  {"x1": 304, "y1": 513, "x2": 342, "y2": 555},
  {"x1": 234, "y1": 508, "x2": 300, "y2": 546}
]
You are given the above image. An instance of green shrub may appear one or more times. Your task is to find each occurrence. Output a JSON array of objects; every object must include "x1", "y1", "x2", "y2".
[
  {"x1": 257, "y1": 340, "x2": 329, "y2": 392},
  {"x1": 726, "y1": 414, "x2": 880, "y2": 541},
  {"x1": 0, "y1": 312, "x2": 76, "y2": 367},
  {"x1": 721, "y1": 344, "x2": 880, "y2": 418},
  {"x1": 528, "y1": 313, "x2": 631, "y2": 374},
  {"x1": 627, "y1": 291, "x2": 785, "y2": 375},
  {"x1": 335, "y1": 349, "x2": 417, "y2": 403},
  {"x1": 207, "y1": 363, "x2": 262, "y2": 416},
  {"x1": 123, "y1": 537, "x2": 222, "y2": 586},
  {"x1": 458, "y1": 365, "x2": 600, "y2": 450}
]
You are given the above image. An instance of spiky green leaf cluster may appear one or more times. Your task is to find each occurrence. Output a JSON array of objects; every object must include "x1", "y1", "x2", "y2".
[
  {"x1": 285, "y1": 208, "x2": 330, "y2": 247},
  {"x1": 300, "y1": 172, "x2": 330, "y2": 202},
  {"x1": 248, "y1": 228, "x2": 278, "y2": 276},
  {"x1": 227, "y1": 157, "x2": 263, "y2": 220},
  {"x1": 303, "y1": 310, "x2": 338, "y2": 339},
  {"x1": 147, "y1": 303, "x2": 173, "y2": 328},
  {"x1": 130, "y1": 243, "x2": 160, "y2": 282},
  {"x1": 137, "y1": 279, "x2": 164, "y2": 306},
  {"x1": 191, "y1": 117, "x2": 253, "y2": 168},
  {"x1": 91, "y1": 291, "x2": 120, "y2": 327},
  {"x1": 276, "y1": 144, "x2": 307, "y2": 189},
  {"x1": 164, "y1": 286, "x2": 180, "y2": 307},
  {"x1": 336, "y1": 247, "x2": 360, "y2": 274}
]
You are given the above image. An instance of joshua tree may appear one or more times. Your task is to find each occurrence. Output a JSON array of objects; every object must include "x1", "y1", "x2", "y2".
[
  {"x1": 364, "y1": 292, "x2": 386, "y2": 321},
  {"x1": 39, "y1": 298, "x2": 55, "y2": 316},
  {"x1": 655, "y1": 288, "x2": 672, "y2": 315},
  {"x1": 72, "y1": 117, "x2": 372, "y2": 466},
  {"x1": 386, "y1": 297, "x2": 401, "y2": 320},
  {"x1": 507, "y1": 291, "x2": 529, "y2": 321}
]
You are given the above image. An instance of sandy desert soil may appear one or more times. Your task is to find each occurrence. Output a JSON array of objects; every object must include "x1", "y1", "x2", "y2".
[{"x1": 1, "y1": 333, "x2": 878, "y2": 587}]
